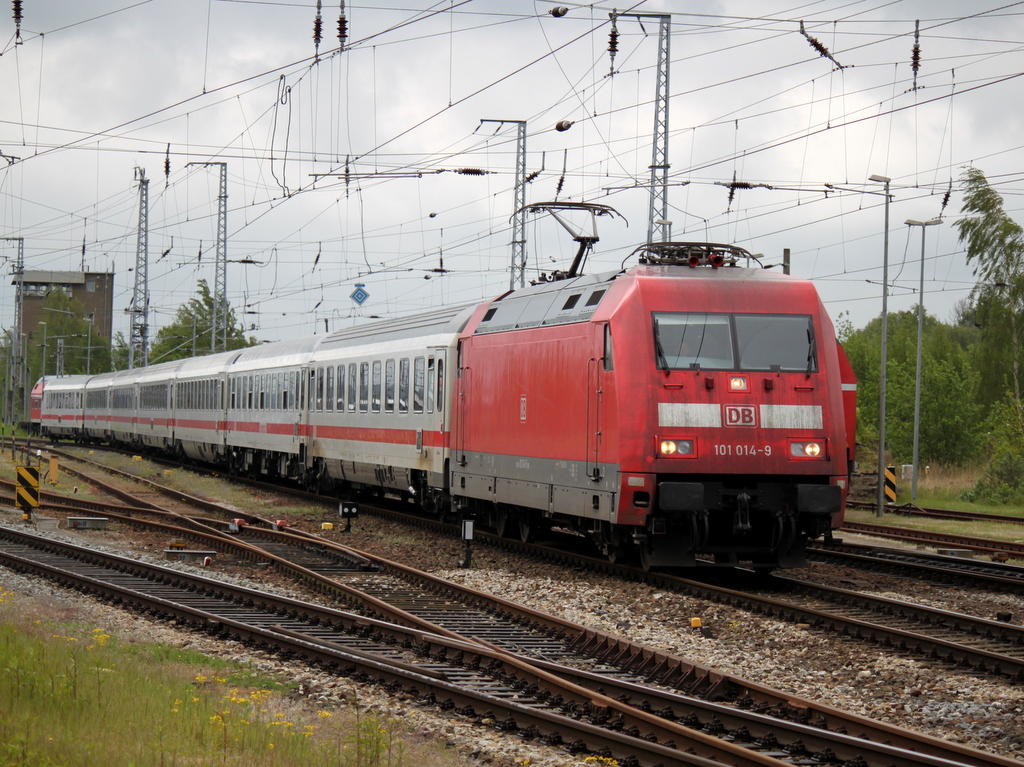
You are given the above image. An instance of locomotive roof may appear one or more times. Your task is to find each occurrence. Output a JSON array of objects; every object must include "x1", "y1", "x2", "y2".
[{"x1": 473, "y1": 269, "x2": 620, "y2": 335}]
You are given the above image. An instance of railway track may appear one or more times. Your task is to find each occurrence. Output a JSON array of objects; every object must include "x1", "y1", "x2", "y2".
[
  {"x1": 25, "y1": 445, "x2": 1024, "y2": 682},
  {"x1": 847, "y1": 498, "x2": 1024, "y2": 526},
  {"x1": 840, "y1": 520, "x2": 1024, "y2": 560},
  {"x1": 0, "y1": 521, "x2": 1014, "y2": 767},
  {"x1": 12, "y1": 444, "x2": 1024, "y2": 762},
  {"x1": 809, "y1": 540, "x2": 1024, "y2": 594}
]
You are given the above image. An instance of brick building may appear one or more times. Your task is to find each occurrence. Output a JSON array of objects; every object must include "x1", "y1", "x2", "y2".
[{"x1": 18, "y1": 270, "x2": 115, "y2": 343}]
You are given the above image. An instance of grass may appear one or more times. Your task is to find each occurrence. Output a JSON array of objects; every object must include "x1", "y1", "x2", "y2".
[{"x1": 0, "y1": 586, "x2": 466, "y2": 767}]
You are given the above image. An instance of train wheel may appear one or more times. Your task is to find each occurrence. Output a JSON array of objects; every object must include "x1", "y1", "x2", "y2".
[
  {"x1": 494, "y1": 507, "x2": 510, "y2": 538},
  {"x1": 638, "y1": 545, "x2": 656, "y2": 572},
  {"x1": 517, "y1": 514, "x2": 533, "y2": 543}
]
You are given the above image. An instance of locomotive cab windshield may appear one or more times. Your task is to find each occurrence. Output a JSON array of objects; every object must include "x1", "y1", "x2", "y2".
[{"x1": 652, "y1": 312, "x2": 817, "y2": 372}]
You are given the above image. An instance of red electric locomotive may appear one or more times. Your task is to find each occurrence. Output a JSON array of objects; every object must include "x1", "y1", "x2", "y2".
[{"x1": 452, "y1": 242, "x2": 855, "y2": 570}]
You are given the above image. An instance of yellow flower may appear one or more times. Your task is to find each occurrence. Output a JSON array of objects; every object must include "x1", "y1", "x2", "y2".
[
  {"x1": 317, "y1": 710, "x2": 332, "y2": 719},
  {"x1": 195, "y1": 675, "x2": 208, "y2": 684}
]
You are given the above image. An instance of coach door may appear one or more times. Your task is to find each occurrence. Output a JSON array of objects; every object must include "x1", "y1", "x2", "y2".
[
  {"x1": 453, "y1": 341, "x2": 468, "y2": 468},
  {"x1": 585, "y1": 323, "x2": 607, "y2": 481}
]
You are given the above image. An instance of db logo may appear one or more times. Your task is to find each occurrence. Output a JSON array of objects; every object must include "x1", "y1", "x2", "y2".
[{"x1": 724, "y1": 405, "x2": 757, "y2": 427}]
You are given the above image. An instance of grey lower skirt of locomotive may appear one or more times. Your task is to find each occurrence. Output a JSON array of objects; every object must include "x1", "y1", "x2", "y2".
[{"x1": 642, "y1": 476, "x2": 841, "y2": 569}]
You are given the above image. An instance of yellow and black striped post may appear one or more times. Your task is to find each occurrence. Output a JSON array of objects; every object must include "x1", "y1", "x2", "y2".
[
  {"x1": 16, "y1": 465, "x2": 40, "y2": 521},
  {"x1": 884, "y1": 465, "x2": 897, "y2": 504}
]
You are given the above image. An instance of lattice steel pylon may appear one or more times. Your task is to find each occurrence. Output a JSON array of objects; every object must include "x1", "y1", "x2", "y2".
[
  {"x1": 2, "y1": 236, "x2": 24, "y2": 421},
  {"x1": 128, "y1": 168, "x2": 149, "y2": 369},
  {"x1": 614, "y1": 13, "x2": 672, "y2": 244},
  {"x1": 646, "y1": 14, "x2": 671, "y2": 244},
  {"x1": 188, "y1": 162, "x2": 228, "y2": 353},
  {"x1": 482, "y1": 119, "x2": 528, "y2": 289}
]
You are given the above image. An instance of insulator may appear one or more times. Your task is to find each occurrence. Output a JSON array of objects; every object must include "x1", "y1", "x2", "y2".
[
  {"x1": 607, "y1": 16, "x2": 619, "y2": 76},
  {"x1": 13, "y1": 0, "x2": 22, "y2": 42},
  {"x1": 455, "y1": 167, "x2": 486, "y2": 175},
  {"x1": 313, "y1": 15, "x2": 323, "y2": 47},
  {"x1": 550, "y1": 6, "x2": 568, "y2": 17},
  {"x1": 911, "y1": 20, "x2": 921, "y2": 78},
  {"x1": 164, "y1": 144, "x2": 171, "y2": 179},
  {"x1": 338, "y1": 0, "x2": 348, "y2": 47},
  {"x1": 555, "y1": 175, "x2": 565, "y2": 197},
  {"x1": 555, "y1": 120, "x2": 574, "y2": 132}
]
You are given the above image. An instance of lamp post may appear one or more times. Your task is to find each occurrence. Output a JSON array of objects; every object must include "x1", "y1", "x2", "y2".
[
  {"x1": 38, "y1": 322, "x2": 47, "y2": 391},
  {"x1": 869, "y1": 174, "x2": 891, "y2": 517},
  {"x1": 905, "y1": 218, "x2": 942, "y2": 501}
]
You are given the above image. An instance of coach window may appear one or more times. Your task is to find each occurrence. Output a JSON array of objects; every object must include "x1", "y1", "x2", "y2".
[
  {"x1": 399, "y1": 359, "x2": 410, "y2": 413},
  {"x1": 258, "y1": 375, "x2": 265, "y2": 410},
  {"x1": 315, "y1": 367, "x2": 323, "y2": 411},
  {"x1": 426, "y1": 357, "x2": 435, "y2": 413},
  {"x1": 282, "y1": 373, "x2": 290, "y2": 411},
  {"x1": 372, "y1": 361, "x2": 382, "y2": 413},
  {"x1": 325, "y1": 367, "x2": 334, "y2": 412},
  {"x1": 244, "y1": 376, "x2": 251, "y2": 409},
  {"x1": 436, "y1": 358, "x2": 444, "y2": 412},
  {"x1": 359, "y1": 362, "x2": 369, "y2": 412},
  {"x1": 348, "y1": 364, "x2": 357, "y2": 412},
  {"x1": 413, "y1": 358, "x2": 424, "y2": 413},
  {"x1": 385, "y1": 359, "x2": 395, "y2": 412},
  {"x1": 336, "y1": 365, "x2": 345, "y2": 411}
]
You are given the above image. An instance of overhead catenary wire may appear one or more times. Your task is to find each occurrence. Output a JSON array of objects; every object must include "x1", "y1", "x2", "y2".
[{"x1": 4, "y1": 3, "x2": 1024, "y2": 344}]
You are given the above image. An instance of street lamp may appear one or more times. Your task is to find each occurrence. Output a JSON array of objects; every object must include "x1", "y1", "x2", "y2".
[
  {"x1": 37, "y1": 321, "x2": 47, "y2": 390},
  {"x1": 905, "y1": 217, "x2": 942, "y2": 502},
  {"x1": 869, "y1": 174, "x2": 891, "y2": 517}
]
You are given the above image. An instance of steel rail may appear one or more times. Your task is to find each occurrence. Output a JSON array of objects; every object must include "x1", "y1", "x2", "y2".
[{"x1": 841, "y1": 520, "x2": 1024, "y2": 559}]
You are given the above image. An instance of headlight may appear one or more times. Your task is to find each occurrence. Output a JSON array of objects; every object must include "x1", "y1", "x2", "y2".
[
  {"x1": 659, "y1": 438, "x2": 695, "y2": 457},
  {"x1": 728, "y1": 375, "x2": 748, "y2": 392},
  {"x1": 790, "y1": 441, "x2": 824, "y2": 458}
]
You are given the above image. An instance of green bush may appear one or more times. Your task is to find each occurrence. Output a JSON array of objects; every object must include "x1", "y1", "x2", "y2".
[{"x1": 961, "y1": 398, "x2": 1024, "y2": 504}]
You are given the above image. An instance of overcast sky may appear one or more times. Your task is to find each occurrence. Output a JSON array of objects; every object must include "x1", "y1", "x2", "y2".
[{"x1": 3, "y1": 0, "x2": 1024, "y2": 349}]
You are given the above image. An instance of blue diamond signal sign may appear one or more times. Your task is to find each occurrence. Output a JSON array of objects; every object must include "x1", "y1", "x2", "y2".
[{"x1": 350, "y1": 284, "x2": 370, "y2": 306}]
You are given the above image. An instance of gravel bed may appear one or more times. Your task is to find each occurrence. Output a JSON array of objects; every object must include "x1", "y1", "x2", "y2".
[{"x1": 3, "y1": 506, "x2": 1024, "y2": 764}]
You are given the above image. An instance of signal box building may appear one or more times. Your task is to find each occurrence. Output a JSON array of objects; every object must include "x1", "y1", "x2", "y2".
[{"x1": 17, "y1": 270, "x2": 115, "y2": 343}]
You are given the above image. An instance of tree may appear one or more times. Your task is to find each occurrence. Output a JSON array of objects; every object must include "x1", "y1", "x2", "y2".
[
  {"x1": 147, "y1": 280, "x2": 256, "y2": 365},
  {"x1": 841, "y1": 309, "x2": 984, "y2": 466},
  {"x1": 26, "y1": 290, "x2": 112, "y2": 383},
  {"x1": 954, "y1": 166, "x2": 1024, "y2": 403}
]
